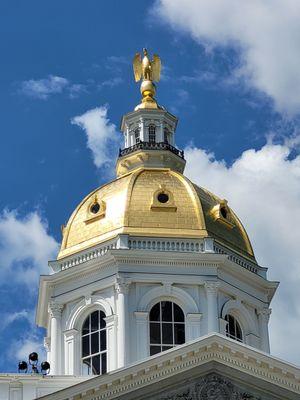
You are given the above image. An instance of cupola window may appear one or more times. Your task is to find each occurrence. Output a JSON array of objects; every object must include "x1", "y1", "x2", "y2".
[
  {"x1": 224, "y1": 314, "x2": 243, "y2": 342},
  {"x1": 149, "y1": 301, "x2": 185, "y2": 356},
  {"x1": 134, "y1": 128, "x2": 140, "y2": 144},
  {"x1": 164, "y1": 128, "x2": 169, "y2": 144},
  {"x1": 148, "y1": 125, "x2": 156, "y2": 143},
  {"x1": 81, "y1": 310, "x2": 107, "y2": 375}
]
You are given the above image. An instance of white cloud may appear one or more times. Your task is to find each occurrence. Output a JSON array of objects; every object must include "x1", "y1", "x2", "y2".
[
  {"x1": 68, "y1": 83, "x2": 87, "y2": 99},
  {"x1": 154, "y1": 0, "x2": 300, "y2": 115},
  {"x1": 0, "y1": 210, "x2": 59, "y2": 286},
  {"x1": 184, "y1": 140, "x2": 300, "y2": 365},
  {"x1": 10, "y1": 332, "x2": 45, "y2": 364},
  {"x1": 20, "y1": 75, "x2": 69, "y2": 100},
  {"x1": 1, "y1": 310, "x2": 32, "y2": 331},
  {"x1": 71, "y1": 106, "x2": 121, "y2": 169},
  {"x1": 98, "y1": 77, "x2": 123, "y2": 89}
]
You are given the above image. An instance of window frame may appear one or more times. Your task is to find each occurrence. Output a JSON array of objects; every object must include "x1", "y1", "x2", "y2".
[
  {"x1": 134, "y1": 128, "x2": 140, "y2": 144},
  {"x1": 81, "y1": 310, "x2": 107, "y2": 376},
  {"x1": 149, "y1": 301, "x2": 185, "y2": 356},
  {"x1": 148, "y1": 124, "x2": 156, "y2": 143},
  {"x1": 224, "y1": 314, "x2": 243, "y2": 342}
]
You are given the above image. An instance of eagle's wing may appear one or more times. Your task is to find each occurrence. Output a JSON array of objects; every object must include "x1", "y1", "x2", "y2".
[
  {"x1": 133, "y1": 53, "x2": 142, "y2": 82},
  {"x1": 152, "y1": 54, "x2": 161, "y2": 82}
]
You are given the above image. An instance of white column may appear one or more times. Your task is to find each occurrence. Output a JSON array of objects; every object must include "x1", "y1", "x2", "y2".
[
  {"x1": 63, "y1": 329, "x2": 78, "y2": 375},
  {"x1": 159, "y1": 120, "x2": 164, "y2": 142},
  {"x1": 48, "y1": 301, "x2": 64, "y2": 375},
  {"x1": 186, "y1": 313, "x2": 202, "y2": 341},
  {"x1": 205, "y1": 282, "x2": 220, "y2": 333},
  {"x1": 115, "y1": 278, "x2": 130, "y2": 368},
  {"x1": 105, "y1": 314, "x2": 117, "y2": 372},
  {"x1": 258, "y1": 308, "x2": 272, "y2": 353},
  {"x1": 140, "y1": 118, "x2": 145, "y2": 142},
  {"x1": 134, "y1": 311, "x2": 149, "y2": 361}
]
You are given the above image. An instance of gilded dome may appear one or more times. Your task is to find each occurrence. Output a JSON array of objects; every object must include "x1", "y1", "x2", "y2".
[{"x1": 58, "y1": 168, "x2": 255, "y2": 262}]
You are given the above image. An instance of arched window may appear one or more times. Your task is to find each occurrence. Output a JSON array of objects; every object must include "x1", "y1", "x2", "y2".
[
  {"x1": 81, "y1": 310, "x2": 107, "y2": 375},
  {"x1": 225, "y1": 314, "x2": 243, "y2": 342},
  {"x1": 134, "y1": 128, "x2": 140, "y2": 144},
  {"x1": 149, "y1": 301, "x2": 185, "y2": 356},
  {"x1": 148, "y1": 125, "x2": 156, "y2": 143}
]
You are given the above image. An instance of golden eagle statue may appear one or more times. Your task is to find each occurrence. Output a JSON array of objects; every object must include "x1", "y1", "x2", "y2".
[{"x1": 133, "y1": 48, "x2": 161, "y2": 82}]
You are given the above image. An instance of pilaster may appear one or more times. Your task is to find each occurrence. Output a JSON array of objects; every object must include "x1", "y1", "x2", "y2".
[
  {"x1": 204, "y1": 281, "x2": 220, "y2": 333},
  {"x1": 134, "y1": 311, "x2": 149, "y2": 360},
  {"x1": 186, "y1": 313, "x2": 202, "y2": 340},
  {"x1": 63, "y1": 329, "x2": 79, "y2": 375}
]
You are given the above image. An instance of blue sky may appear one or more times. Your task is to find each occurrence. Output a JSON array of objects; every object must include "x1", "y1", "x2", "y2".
[{"x1": 1, "y1": 0, "x2": 300, "y2": 371}]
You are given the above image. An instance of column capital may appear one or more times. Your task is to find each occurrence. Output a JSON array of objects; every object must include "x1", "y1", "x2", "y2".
[
  {"x1": 104, "y1": 314, "x2": 118, "y2": 328},
  {"x1": 204, "y1": 281, "x2": 220, "y2": 294},
  {"x1": 48, "y1": 301, "x2": 64, "y2": 318},
  {"x1": 115, "y1": 277, "x2": 131, "y2": 294},
  {"x1": 63, "y1": 328, "x2": 79, "y2": 341},
  {"x1": 134, "y1": 311, "x2": 149, "y2": 322},
  {"x1": 258, "y1": 308, "x2": 272, "y2": 322},
  {"x1": 186, "y1": 313, "x2": 202, "y2": 323}
]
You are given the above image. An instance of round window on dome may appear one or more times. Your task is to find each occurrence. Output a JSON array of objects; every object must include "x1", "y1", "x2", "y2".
[
  {"x1": 157, "y1": 192, "x2": 169, "y2": 204},
  {"x1": 90, "y1": 202, "x2": 100, "y2": 214}
]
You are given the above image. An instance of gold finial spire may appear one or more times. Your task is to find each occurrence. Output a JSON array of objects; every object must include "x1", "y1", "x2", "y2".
[{"x1": 132, "y1": 48, "x2": 161, "y2": 110}]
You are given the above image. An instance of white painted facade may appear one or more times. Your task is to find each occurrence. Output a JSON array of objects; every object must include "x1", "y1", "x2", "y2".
[{"x1": 35, "y1": 234, "x2": 277, "y2": 378}]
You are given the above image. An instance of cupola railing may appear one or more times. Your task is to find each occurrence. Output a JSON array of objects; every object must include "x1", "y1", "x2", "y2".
[{"x1": 119, "y1": 141, "x2": 185, "y2": 159}]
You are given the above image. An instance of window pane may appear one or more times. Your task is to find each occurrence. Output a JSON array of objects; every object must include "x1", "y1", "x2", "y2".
[
  {"x1": 173, "y1": 304, "x2": 184, "y2": 322},
  {"x1": 236, "y1": 321, "x2": 242, "y2": 340},
  {"x1": 82, "y1": 316, "x2": 90, "y2": 335},
  {"x1": 161, "y1": 301, "x2": 172, "y2": 321},
  {"x1": 100, "y1": 311, "x2": 106, "y2": 328},
  {"x1": 101, "y1": 352, "x2": 107, "y2": 374},
  {"x1": 150, "y1": 303, "x2": 160, "y2": 321},
  {"x1": 100, "y1": 330, "x2": 107, "y2": 351},
  {"x1": 228, "y1": 315, "x2": 235, "y2": 337},
  {"x1": 92, "y1": 355, "x2": 100, "y2": 375},
  {"x1": 91, "y1": 332, "x2": 99, "y2": 355},
  {"x1": 82, "y1": 358, "x2": 91, "y2": 376},
  {"x1": 82, "y1": 335, "x2": 90, "y2": 357},
  {"x1": 150, "y1": 322, "x2": 161, "y2": 344},
  {"x1": 162, "y1": 346, "x2": 172, "y2": 352},
  {"x1": 150, "y1": 346, "x2": 161, "y2": 356},
  {"x1": 174, "y1": 323, "x2": 185, "y2": 344},
  {"x1": 91, "y1": 311, "x2": 99, "y2": 332},
  {"x1": 162, "y1": 323, "x2": 173, "y2": 344}
]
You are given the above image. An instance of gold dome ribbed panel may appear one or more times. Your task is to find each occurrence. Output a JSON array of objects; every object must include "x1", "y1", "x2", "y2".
[
  {"x1": 127, "y1": 170, "x2": 203, "y2": 233},
  {"x1": 58, "y1": 174, "x2": 132, "y2": 259},
  {"x1": 57, "y1": 168, "x2": 255, "y2": 262}
]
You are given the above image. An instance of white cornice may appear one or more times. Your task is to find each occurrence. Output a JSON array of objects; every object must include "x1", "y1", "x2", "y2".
[{"x1": 37, "y1": 334, "x2": 300, "y2": 400}]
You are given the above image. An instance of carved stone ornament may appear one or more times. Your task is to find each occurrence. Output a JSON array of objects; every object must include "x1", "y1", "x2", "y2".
[
  {"x1": 157, "y1": 374, "x2": 261, "y2": 400},
  {"x1": 48, "y1": 301, "x2": 64, "y2": 318}
]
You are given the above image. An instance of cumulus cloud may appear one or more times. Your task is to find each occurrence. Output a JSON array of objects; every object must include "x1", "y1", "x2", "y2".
[
  {"x1": 71, "y1": 106, "x2": 121, "y2": 169},
  {"x1": 184, "y1": 139, "x2": 300, "y2": 364},
  {"x1": 154, "y1": 0, "x2": 300, "y2": 115},
  {"x1": 0, "y1": 210, "x2": 59, "y2": 286},
  {"x1": 20, "y1": 75, "x2": 69, "y2": 100},
  {"x1": 19, "y1": 76, "x2": 88, "y2": 100}
]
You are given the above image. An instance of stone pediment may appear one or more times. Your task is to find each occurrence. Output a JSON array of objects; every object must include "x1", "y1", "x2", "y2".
[{"x1": 37, "y1": 334, "x2": 300, "y2": 400}]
